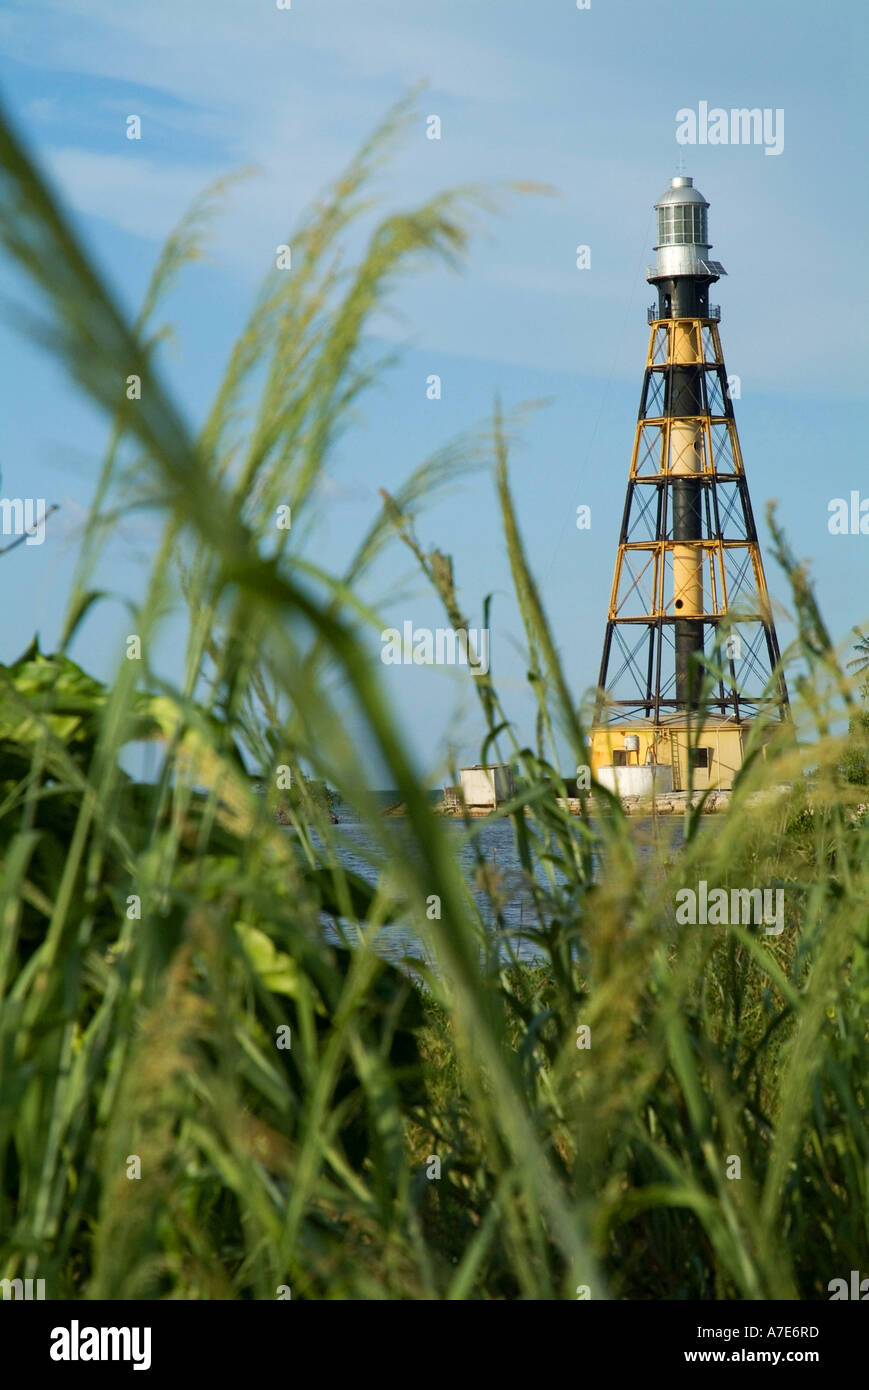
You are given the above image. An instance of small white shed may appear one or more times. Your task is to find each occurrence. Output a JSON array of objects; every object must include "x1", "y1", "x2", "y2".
[{"x1": 459, "y1": 764, "x2": 514, "y2": 808}]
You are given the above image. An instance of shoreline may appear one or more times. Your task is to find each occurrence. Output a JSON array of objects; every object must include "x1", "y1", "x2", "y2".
[{"x1": 380, "y1": 787, "x2": 792, "y2": 818}]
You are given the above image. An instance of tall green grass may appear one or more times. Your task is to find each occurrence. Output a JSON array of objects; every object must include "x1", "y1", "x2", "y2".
[{"x1": 0, "y1": 96, "x2": 866, "y2": 1300}]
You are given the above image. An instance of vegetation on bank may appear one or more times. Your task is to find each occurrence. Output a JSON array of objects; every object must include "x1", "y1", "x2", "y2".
[{"x1": 0, "y1": 96, "x2": 866, "y2": 1300}]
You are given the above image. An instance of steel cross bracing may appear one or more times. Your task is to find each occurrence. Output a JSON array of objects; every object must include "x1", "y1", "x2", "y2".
[{"x1": 594, "y1": 316, "x2": 789, "y2": 724}]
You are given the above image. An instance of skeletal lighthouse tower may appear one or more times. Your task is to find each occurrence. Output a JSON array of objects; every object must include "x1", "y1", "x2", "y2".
[{"x1": 590, "y1": 175, "x2": 789, "y2": 794}]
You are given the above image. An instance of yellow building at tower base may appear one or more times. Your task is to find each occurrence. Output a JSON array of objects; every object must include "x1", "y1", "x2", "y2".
[{"x1": 589, "y1": 715, "x2": 774, "y2": 794}]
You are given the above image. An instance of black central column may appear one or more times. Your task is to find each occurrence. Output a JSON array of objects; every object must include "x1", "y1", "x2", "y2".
[{"x1": 658, "y1": 276, "x2": 710, "y2": 709}]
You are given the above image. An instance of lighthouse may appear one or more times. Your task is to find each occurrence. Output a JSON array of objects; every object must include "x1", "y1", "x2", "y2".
[{"x1": 589, "y1": 175, "x2": 789, "y2": 795}]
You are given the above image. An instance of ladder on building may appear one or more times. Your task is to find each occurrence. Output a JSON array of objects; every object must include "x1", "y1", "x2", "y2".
[{"x1": 669, "y1": 731, "x2": 682, "y2": 791}]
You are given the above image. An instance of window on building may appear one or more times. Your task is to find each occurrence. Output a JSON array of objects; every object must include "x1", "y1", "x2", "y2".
[
  {"x1": 689, "y1": 747, "x2": 710, "y2": 770},
  {"x1": 612, "y1": 749, "x2": 628, "y2": 766}
]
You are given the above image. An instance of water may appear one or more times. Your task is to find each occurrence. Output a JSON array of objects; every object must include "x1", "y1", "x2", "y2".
[{"x1": 314, "y1": 796, "x2": 684, "y2": 969}]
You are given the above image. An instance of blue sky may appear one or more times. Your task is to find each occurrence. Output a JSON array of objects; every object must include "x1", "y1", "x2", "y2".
[{"x1": 0, "y1": 0, "x2": 867, "y2": 782}]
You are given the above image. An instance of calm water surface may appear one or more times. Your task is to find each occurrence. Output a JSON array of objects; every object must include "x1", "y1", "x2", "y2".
[{"x1": 315, "y1": 799, "x2": 685, "y2": 968}]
